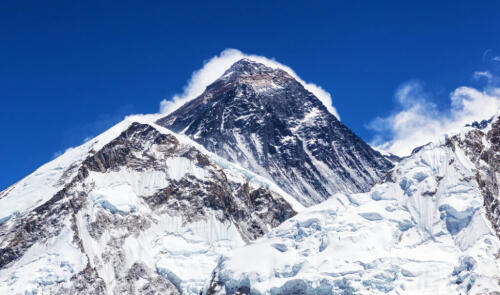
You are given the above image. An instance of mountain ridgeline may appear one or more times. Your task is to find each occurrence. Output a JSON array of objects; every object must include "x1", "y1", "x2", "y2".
[
  {"x1": 157, "y1": 59, "x2": 394, "y2": 205},
  {"x1": 1, "y1": 58, "x2": 499, "y2": 295}
]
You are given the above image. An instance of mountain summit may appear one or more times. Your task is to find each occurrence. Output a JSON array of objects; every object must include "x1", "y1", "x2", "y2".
[
  {"x1": 222, "y1": 58, "x2": 281, "y2": 77},
  {"x1": 157, "y1": 59, "x2": 393, "y2": 205}
]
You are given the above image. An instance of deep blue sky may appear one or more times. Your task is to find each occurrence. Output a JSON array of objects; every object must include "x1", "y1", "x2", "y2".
[{"x1": 1, "y1": 0, "x2": 499, "y2": 189}]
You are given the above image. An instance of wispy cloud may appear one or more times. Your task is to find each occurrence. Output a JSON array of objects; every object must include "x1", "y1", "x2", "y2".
[
  {"x1": 481, "y1": 49, "x2": 500, "y2": 64},
  {"x1": 159, "y1": 49, "x2": 340, "y2": 119},
  {"x1": 368, "y1": 77, "x2": 500, "y2": 157},
  {"x1": 473, "y1": 71, "x2": 493, "y2": 82},
  {"x1": 482, "y1": 49, "x2": 493, "y2": 62}
]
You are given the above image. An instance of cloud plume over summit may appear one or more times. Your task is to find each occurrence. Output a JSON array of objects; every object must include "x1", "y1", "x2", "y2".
[{"x1": 159, "y1": 49, "x2": 340, "y2": 119}]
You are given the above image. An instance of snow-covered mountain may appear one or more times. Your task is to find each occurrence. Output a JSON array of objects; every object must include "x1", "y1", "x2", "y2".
[
  {"x1": 157, "y1": 59, "x2": 393, "y2": 206},
  {"x1": 0, "y1": 57, "x2": 499, "y2": 295},
  {"x1": 0, "y1": 116, "x2": 302, "y2": 294},
  {"x1": 206, "y1": 115, "x2": 500, "y2": 295}
]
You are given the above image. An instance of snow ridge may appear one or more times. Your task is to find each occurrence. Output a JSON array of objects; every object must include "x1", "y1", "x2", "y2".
[
  {"x1": 1, "y1": 60, "x2": 500, "y2": 295},
  {"x1": 0, "y1": 115, "x2": 298, "y2": 294}
]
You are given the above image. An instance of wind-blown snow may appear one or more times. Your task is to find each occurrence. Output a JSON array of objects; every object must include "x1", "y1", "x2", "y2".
[{"x1": 159, "y1": 49, "x2": 340, "y2": 119}]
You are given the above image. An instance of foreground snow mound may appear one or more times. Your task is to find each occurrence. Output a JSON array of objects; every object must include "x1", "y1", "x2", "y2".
[
  {"x1": 0, "y1": 116, "x2": 298, "y2": 295},
  {"x1": 206, "y1": 120, "x2": 500, "y2": 294}
]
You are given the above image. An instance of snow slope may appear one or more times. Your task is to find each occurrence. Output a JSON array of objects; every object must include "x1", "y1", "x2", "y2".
[
  {"x1": 207, "y1": 123, "x2": 500, "y2": 294},
  {"x1": 1, "y1": 66, "x2": 499, "y2": 294},
  {"x1": 0, "y1": 115, "x2": 300, "y2": 295},
  {"x1": 0, "y1": 114, "x2": 161, "y2": 223}
]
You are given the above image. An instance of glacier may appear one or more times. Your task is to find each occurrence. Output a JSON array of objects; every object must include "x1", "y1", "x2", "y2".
[{"x1": 206, "y1": 120, "x2": 500, "y2": 295}]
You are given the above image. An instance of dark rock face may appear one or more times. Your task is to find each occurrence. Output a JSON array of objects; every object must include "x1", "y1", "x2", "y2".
[
  {"x1": 478, "y1": 119, "x2": 500, "y2": 238},
  {"x1": 447, "y1": 118, "x2": 500, "y2": 238},
  {"x1": 0, "y1": 169, "x2": 88, "y2": 269},
  {"x1": 144, "y1": 179, "x2": 295, "y2": 242},
  {"x1": 86, "y1": 122, "x2": 296, "y2": 241},
  {"x1": 157, "y1": 59, "x2": 393, "y2": 205},
  {"x1": 83, "y1": 122, "x2": 180, "y2": 173}
]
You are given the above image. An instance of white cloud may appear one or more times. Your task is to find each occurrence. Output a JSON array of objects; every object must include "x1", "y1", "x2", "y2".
[
  {"x1": 159, "y1": 49, "x2": 340, "y2": 119},
  {"x1": 492, "y1": 56, "x2": 500, "y2": 62},
  {"x1": 473, "y1": 71, "x2": 493, "y2": 82},
  {"x1": 482, "y1": 49, "x2": 492, "y2": 62},
  {"x1": 368, "y1": 80, "x2": 500, "y2": 157}
]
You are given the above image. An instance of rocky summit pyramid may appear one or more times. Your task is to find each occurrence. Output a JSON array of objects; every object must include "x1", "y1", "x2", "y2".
[{"x1": 157, "y1": 59, "x2": 394, "y2": 205}]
